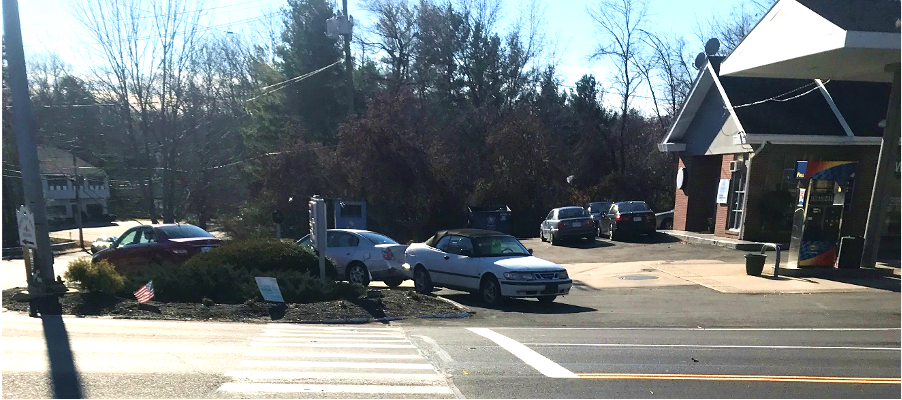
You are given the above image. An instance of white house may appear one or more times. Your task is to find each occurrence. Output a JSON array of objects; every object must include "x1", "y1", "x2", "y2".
[{"x1": 38, "y1": 146, "x2": 110, "y2": 221}]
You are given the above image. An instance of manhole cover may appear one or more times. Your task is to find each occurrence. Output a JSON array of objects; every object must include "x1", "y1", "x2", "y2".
[{"x1": 619, "y1": 275, "x2": 659, "y2": 280}]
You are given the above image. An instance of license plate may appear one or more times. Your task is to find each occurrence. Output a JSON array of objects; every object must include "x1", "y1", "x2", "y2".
[
  {"x1": 544, "y1": 283, "x2": 559, "y2": 294},
  {"x1": 633, "y1": 217, "x2": 642, "y2": 222},
  {"x1": 570, "y1": 222, "x2": 580, "y2": 227},
  {"x1": 201, "y1": 246, "x2": 211, "y2": 252}
]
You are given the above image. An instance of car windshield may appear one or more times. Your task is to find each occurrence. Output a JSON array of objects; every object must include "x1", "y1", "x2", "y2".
[
  {"x1": 157, "y1": 225, "x2": 213, "y2": 239},
  {"x1": 558, "y1": 208, "x2": 589, "y2": 219},
  {"x1": 357, "y1": 231, "x2": 399, "y2": 245},
  {"x1": 618, "y1": 202, "x2": 650, "y2": 212},
  {"x1": 588, "y1": 203, "x2": 611, "y2": 213},
  {"x1": 472, "y1": 236, "x2": 530, "y2": 257}
]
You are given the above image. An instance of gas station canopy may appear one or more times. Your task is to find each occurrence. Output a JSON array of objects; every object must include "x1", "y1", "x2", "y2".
[{"x1": 719, "y1": 0, "x2": 900, "y2": 82}]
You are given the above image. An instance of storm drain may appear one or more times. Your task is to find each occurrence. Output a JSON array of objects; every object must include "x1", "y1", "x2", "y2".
[{"x1": 619, "y1": 275, "x2": 659, "y2": 280}]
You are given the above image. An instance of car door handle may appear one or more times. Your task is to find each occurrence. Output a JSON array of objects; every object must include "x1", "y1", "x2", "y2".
[{"x1": 443, "y1": 255, "x2": 449, "y2": 260}]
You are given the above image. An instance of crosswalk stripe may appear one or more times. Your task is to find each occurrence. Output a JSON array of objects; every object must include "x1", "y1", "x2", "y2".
[
  {"x1": 225, "y1": 371, "x2": 445, "y2": 381},
  {"x1": 261, "y1": 332, "x2": 406, "y2": 338},
  {"x1": 218, "y1": 382, "x2": 454, "y2": 394},
  {"x1": 243, "y1": 360, "x2": 435, "y2": 369},
  {"x1": 253, "y1": 337, "x2": 409, "y2": 343},
  {"x1": 250, "y1": 342, "x2": 416, "y2": 348},
  {"x1": 244, "y1": 352, "x2": 423, "y2": 359},
  {"x1": 265, "y1": 324, "x2": 402, "y2": 331}
]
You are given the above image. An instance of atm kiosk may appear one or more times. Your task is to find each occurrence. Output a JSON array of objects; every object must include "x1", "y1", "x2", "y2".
[{"x1": 786, "y1": 161, "x2": 857, "y2": 269}]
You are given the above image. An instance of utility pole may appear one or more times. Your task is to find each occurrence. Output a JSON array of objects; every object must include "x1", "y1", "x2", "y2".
[
  {"x1": 3, "y1": 0, "x2": 64, "y2": 315},
  {"x1": 73, "y1": 155, "x2": 84, "y2": 251},
  {"x1": 342, "y1": 0, "x2": 354, "y2": 114}
]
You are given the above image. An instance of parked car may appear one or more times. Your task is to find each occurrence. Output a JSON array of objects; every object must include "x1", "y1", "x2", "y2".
[
  {"x1": 403, "y1": 229, "x2": 571, "y2": 305},
  {"x1": 597, "y1": 201, "x2": 656, "y2": 240},
  {"x1": 656, "y1": 210, "x2": 674, "y2": 230},
  {"x1": 586, "y1": 201, "x2": 613, "y2": 236},
  {"x1": 92, "y1": 224, "x2": 223, "y2": 274},
  {"x1": 297, "y1": 229, "x2": 408, "y2": 288},
  {"x1": 90, "y1": 235, "x2": 117, "y2": 254},
  {"x1": 539, "y1": 206, "x2": 595, "y2": 245}
]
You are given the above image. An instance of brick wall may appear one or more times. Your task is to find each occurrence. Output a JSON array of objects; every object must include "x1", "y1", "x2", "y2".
[
  {"x1": 713, "y1": 155, "x2": 737, "y2": 237},
  {"x1": 674, "y1": 155, "x2": 721, "y2": 232}
]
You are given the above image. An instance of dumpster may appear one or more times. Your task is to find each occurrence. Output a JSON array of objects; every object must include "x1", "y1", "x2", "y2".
[
  {"x1": 836, "y1": 236, "x2": 863, "y2": 269},
  {"x1": 467, "y1": 205, "x2": 512, "y2": 234},
  {"x1": 745, "y1": 253, "x2": 767, "y2": 276}
]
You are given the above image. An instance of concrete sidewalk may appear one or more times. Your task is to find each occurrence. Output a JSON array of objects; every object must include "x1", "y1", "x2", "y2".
[{"x1": 565, "y1": 260, "x2": 900, "y2": 294}]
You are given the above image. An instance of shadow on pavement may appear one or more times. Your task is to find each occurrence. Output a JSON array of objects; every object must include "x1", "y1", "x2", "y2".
[
  {"x1": 440, "y1": 292, "x2": 597, "y2": 314},
  {"x1": 606, "y1": 232, "x2": 682, "y2": 244},
  {"x1": 820, "y1": 275, "x2": 901, "y2": 292},
  {"x1": 549, "y1": 239, "x2": 615, "y2": 249},
  {"x1": 41, "y1": 313, "x2": 84, "y2": 398}
]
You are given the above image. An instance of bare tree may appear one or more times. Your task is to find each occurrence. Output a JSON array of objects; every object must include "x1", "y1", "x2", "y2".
[
  {"x1": 360, "y1": 0, "x2": 419, "y2": 93},
  {"x1": 70, "y1": 0, "x2": 209, "y2": 223},
  {"x1": 588, "y1": 0, "x2": 649, "y2": 173},
  {"x1": 693, "y1": 0, "x2": 773, "y2": 55}
]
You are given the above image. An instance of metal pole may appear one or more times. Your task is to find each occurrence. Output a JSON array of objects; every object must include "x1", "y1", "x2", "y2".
[
  {"x1": 73, "y1": 155, "x2": 84, "y2": 251},
  {"x1": 275, "y1": 223, "x2": 281, "y2": 241},
  {"x1": 861, "y1": 65, "x2": 900, "y2": 269},
  {"x1": 3, "y1": 0, "x2": 62, "y2": 314},
  {"x1": 342, "y1": 0, "x2": 354, "y2": 114}
]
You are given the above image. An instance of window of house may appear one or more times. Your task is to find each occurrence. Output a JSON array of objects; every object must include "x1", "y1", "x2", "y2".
[{"x1": 727, "y1": 156, "x2": 746, "y2": 231}]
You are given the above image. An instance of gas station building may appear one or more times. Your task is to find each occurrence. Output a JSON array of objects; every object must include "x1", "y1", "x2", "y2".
[{"x1": 659, "y1": 0, "x2": 900, "y2": 268}]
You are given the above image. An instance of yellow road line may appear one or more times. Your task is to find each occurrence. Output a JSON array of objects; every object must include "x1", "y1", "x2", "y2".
[{"x1": 577, "y1": 373, "x2": 901, "y2": 385}]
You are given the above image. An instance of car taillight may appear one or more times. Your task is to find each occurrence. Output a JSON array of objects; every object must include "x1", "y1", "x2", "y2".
[
  {"x1": 615, "y1": 213, "x2": 621, "y2": 221},
  {"x1": 557, "y1": 221, "x2": 564, "y2": 229},
  {"x1": 382, "y1": 248, "x2": 395, "y2": 260}
]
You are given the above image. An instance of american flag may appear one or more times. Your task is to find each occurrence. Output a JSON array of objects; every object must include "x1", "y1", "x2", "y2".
[{"x1": 134, "y1": 281, "x2": 155, "y2": 303}]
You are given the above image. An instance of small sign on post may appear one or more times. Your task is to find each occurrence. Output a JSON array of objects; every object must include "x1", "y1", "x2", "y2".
[
  {"x1": 716, "y1": 179, "x2": 730, "y2": 204},
  {"x1": 16, "y1": 205, "x2": 37, "y2": 249},
  {"x1": 255, "y1": 277, "x2": 285, "y2": 303}
]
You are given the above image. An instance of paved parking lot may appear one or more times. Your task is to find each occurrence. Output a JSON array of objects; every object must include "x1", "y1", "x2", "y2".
[{"x1": 521, "y1": 233, "x2": 750, "y2": 265}]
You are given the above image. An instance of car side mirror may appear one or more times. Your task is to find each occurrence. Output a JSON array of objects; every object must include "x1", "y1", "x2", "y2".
[{"x1": 528, "y1": 248, "x2": 533, "y2": 255}]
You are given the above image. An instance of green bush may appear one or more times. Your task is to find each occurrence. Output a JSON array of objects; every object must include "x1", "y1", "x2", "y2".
[
  {"x1": 65, "y1": 258, "x2": 125, "y2": 294},
  {"x1": 182, "y1": 239, "x2": 338, "y2": 278},
  {"x1": 117, "y1": 240, "x2": 360, "y2": 304}
]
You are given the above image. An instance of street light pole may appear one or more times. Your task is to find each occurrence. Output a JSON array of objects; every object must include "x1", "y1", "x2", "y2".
[{"x1": 3, "y1": 0, "x2": 63, "y2": 315}]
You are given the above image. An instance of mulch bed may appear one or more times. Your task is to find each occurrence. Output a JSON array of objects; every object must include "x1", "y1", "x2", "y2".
[{"x1": 1, "y1": 287, "x2": 469, "y2": 323}]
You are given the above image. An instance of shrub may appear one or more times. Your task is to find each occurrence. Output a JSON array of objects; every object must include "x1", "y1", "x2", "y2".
[
  {"x1": 117, "y1": 240, "x2": 359, "y2": 304},
  {"x1": 182, "y1": 239, "x2": 338, "y2": 278},
  {"x1": 65, "y1": 258, "x2": 125, "y2": 294}
]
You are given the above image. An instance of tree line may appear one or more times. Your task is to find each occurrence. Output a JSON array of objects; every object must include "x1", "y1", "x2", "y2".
[{"x1": 2, "y1": 0, "x2": 768, "y2": 245}]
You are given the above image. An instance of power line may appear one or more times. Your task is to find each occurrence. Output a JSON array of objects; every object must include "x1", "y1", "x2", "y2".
[
  {"x1": 245, "y1": 60, "x2": 343, "y2": 102},
  {"x1": 732, "y1": 80, "x2": 829, "y2": 109}
]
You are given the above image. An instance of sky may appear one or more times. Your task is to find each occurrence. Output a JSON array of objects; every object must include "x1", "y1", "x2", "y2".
[{"x1": 8, "y1": 0, "x2": 743, "y2": 109}]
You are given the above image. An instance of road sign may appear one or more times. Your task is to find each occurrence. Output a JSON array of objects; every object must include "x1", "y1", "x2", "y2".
[
  {"x1": 255, "y1": 277, "x2": 285, "y2": 303},
  {"x1": 15, "y1": 205, "x2": 36, "y2": 249}
]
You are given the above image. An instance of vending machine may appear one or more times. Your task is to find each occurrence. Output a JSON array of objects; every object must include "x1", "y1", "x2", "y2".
[{"x1": 786, "y1": 161, "x2": 857, "y2": 269}]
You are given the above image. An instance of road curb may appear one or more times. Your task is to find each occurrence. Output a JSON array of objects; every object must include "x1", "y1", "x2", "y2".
[{"x1": 432, "y1": 294, "x2": 474, "y2": 314}]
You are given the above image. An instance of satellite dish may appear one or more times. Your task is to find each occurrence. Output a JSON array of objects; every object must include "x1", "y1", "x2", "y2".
[
  {"x1": 704, "y1": 38, "x2": 720, "y2": 56},
  {"x1": 693, "y1": 52, "x2": 707, "y2": 70}
]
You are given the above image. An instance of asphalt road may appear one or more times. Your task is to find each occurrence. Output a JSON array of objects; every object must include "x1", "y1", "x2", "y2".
[
  {"x1": 519, "y1": 233, "x2": 750, "y2": 264},
  {"x1": 2, "y1": 313, "x2": 899, "y2": 398}
]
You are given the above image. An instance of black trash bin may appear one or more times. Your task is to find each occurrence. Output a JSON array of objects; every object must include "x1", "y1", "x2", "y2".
[
  {"x1": 836, "y1": 236, "x2": 864, "y2": 269},
  {"x1": 745, "y1": 253, "x2": 767, "y2": 276}
]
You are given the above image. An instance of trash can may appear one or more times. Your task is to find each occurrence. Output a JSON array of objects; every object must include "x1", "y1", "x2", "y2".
[
  {"x1": 836, "y1": 236, "x2": 864, "y2": 269},
  {"x1": 745, "y1": 253, "x2": 767, "y2": 276},
  {"x1": 467, "y1": 205, "x2": 512, "y2": 234}
]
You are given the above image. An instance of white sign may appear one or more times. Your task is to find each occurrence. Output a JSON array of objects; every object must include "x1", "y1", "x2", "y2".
[
  {"x1": 255, "y1": 277, "x2": 284, "y2": 303},
  {"x1": 716, "y1": 179, "x2": 730, "y2": 204},
  {"x1": 15, "y1": 205, "x2": 37, "y2": 249}
]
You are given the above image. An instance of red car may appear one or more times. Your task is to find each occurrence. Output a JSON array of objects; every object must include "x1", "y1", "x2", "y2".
[{"x1": 92, "y1": 224, "x2": 222, "y2": 274}]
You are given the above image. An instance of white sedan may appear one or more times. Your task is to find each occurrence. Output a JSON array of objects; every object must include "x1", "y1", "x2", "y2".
[
  {"x1": 402, "y1": 229, "x2": 571, "y2": 305},
  {"x1": 297, "y1": 229, "x2": 409, "y2": 287}
]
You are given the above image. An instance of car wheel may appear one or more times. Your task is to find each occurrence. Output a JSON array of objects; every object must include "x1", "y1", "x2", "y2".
[
  {"x1": 540, "y1": 228, "x2": 547, "y2": 242},
  {"x1": 413, "y1": 266, "x2": 433, "y2": 294},
  {"x1": 611, "y1": 226, "x2": 620, "y2": 241},
  {"x1": 550, "y1": 233, "x2": 559, "y2": 246},
  {"x1": 347, "y1": 263, "x2": 371, "y2": 287},
  {"x1": 661, "y1": 219, "x2": 673, "y2": 230},
  {"x1": 383, "y1": 277, "x2": 404, "y2": 288},
  {"x1": 480, "y1": 275, "x2": 503, "y2": 306},
  {"x1": 537, "y1": 295, "x2": 557, "y2": 303}
]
